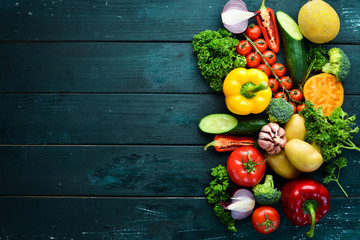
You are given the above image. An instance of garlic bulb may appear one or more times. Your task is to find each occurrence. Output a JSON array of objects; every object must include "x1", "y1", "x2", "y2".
[{"x1": 258, "y1": 123, "x2": 287, "y2": 154}]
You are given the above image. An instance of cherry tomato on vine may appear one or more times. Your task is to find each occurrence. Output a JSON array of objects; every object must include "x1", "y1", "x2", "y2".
[
  {"x1": 279, "y1": 76, "x2": 293, "y2": 90},
  {"x1": 246, "y1": 52, "x2": 261, "y2": 68},
  {"x1": 256, "y1": 64, "x2": 271, "y2": 77},
  {"x1": 236, "y1": 40, "x2": 252, "y2": 56},
  {"x1": 297, "y1": 103, "x2": 306, "y2": 113},
  {"x1": 245, "y1": 24, "x2": 261, "y2": 40},
  {"x1": 226, "y1": 146, "x2": 266, "y2": 187},
  {"x1": 251, "y1": 206, "x2": 280, "y2": 234},
  {"x1": 253, "y1": 39, "x2": 267, "y2": 53},
  {"x1": 262, "y1": 50, "x2": 277, "y2": 65},
  {"x1": 268, "y1": 78, "x2": 278, "y2": 93},
  {"x1": 289, "y1": 102, "x2": 296, "y2": 114},
  {"x1": 274, "y1": 92, "x2": 288, "y2": 101},
  {"x1": 289, "y1": 88, "x2": 304, "y2": 101},
  {"x1": 271, "y1": 63, "x2": 286, "y2": 78}
]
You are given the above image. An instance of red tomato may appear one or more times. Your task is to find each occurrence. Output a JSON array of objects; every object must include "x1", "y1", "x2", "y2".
[
  {"x1": 256, "y1": 64, "x2": 271, "y2": 77},
  {"x1": 262, "y1": 50, "x2": 277, "y2": 65},
  {"x1": 271, "y1": 63, "x2": 286, "y2": 78},
  {"x1": 279, "y1": 76, "x2": 293, "y2": 90},
  {"x1": 289, "y1": 88, "x2": 304, "y2": 101},
  {"x1": 245, "y1": 24, "x2": 261, "y2": 40},
  {"x1": 253, "y1": 39, "x2": 267, "y2": 53},
  {"x1": 297, "y1": 103, "x2": 306, "y2": 112},
  {"x1": 251, "y1": 206, "x2": 280, "y2": 234},
  {"x1": 274, "y1": 92, "x2": 288, "y2": 101},
  {"x1": 226, "y1": 146, "x2": 266, "y2": 187},
  {"x1": 268, "y1": 78, "x2": 278, "y2": 93},
  {"x1": 289, "y1": 102, "x2": 296, "y2": 114},
  {"x1": 246, "y1": 52, "x2": 261, "y2": 68},
  {"x1": 236, "y1": 40, "x2": 252, "y2": 56}
]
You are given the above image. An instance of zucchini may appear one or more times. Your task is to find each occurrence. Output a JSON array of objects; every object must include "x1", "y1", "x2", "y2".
[
  {"x1": 276, "y1": 11, "x2": 307, "y2": 85},
  {"x1": 198, "y1": 113, "x2": 268, "y2": 135}
]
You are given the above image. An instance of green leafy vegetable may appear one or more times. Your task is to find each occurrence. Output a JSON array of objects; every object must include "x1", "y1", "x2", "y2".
[
  {"x1": 323, "y1": 157, "x2": 348, "y2": 197},
  {"x1": 301, "y1": 44, "x2": 328, "y2": 87},
  {"x1": 204, "y1": 164, "x2": 236, "y2": 232},
  {"x1": 299, "y1": 100, "x2": 360, "y2": 162},
  {"x1": 192, "y1": 29, "x2": 246, "y2": 91}
]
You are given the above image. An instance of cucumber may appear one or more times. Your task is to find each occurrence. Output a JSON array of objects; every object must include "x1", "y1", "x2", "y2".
[
  {"x1": 276, "y1": 11, "x2": 307, "y2": 85},
  {"x1": 198, "y1": 113, "x2": 268, "y2": 135}
]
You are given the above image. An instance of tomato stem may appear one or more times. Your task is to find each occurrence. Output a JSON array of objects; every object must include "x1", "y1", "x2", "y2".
[
  {"x1": 242, "y1": 151, "x2": 259, "y2": 173},
  {"x1": 243, "y1": 33, "x2": 301, "y2": 104},
  {"x1": 256, "y1": 211, "x2": 275, "y2": 232}
]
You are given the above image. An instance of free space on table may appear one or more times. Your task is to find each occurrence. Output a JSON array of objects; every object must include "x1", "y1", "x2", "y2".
[{"x1": 0, "y1": 0, "x2": 359, "y2": 239}]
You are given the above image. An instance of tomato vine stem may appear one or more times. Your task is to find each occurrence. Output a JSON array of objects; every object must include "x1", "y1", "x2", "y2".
[{"x1": 243, "y1": 33, "x2": 301, "y2": 104}]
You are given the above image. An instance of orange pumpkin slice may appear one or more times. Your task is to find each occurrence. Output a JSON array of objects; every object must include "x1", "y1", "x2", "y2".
[{"x1": 303, "y1": 73, "x2": 344, "y2": 117}]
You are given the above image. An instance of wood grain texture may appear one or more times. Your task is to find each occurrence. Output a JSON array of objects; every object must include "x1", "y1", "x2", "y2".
[
  {"x1": 0, "y1": 197, "x2": 358, "y2": 240},
  {"x1": 0, "y1": 0, "x2": 359, "y2": 42},
  {"x1": 0, "y1": 43, "x2": 358, "y2": 94},
  {"x1": 0, "y1": 42, "x2": 203, "y2": 93},
  {"x1": 0, "y1": 0, "x2": 359, "y2": 238},
  {"x1": 0, "y1": 146, "x2": 358, "y2": 197},
  {"x1": 0, "y1": 94, "x2": 360, "y2": 145}
]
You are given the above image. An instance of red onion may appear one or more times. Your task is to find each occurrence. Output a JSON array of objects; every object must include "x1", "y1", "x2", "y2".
[
  {"x1": 221, "y1": 0, "x2": 257, "y2": 34},
  {"x1": 225, "y1": 189, "x2": 255, "y2": 220}
]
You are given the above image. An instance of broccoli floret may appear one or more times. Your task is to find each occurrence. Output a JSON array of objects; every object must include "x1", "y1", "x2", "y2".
[
  {"x1": 252, "y1": 175, "x2": 281, "y2": 205},
  {"x1": 322, "y1": 47, "x2": 351, "y2": 82},
  {"x1": 266, "y1": 98, "x2": 293, "y2": 124}
]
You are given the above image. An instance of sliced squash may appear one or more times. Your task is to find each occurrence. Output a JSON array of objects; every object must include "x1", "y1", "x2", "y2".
[{"x1": 303, "y1": 73, "x2": 344, "y2": 116}]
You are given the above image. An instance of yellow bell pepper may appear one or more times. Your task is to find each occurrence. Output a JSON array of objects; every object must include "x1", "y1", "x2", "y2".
[{"x1": 223, "y1": 68, "x2": 272, "y2": 115}]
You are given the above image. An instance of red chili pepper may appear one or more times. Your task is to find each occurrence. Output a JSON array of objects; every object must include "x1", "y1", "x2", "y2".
[
  {"x1": 255, "y1": 0, "x2": 280, "y2": 53},
  {"x1": 204, "y1": 135, "x2": 256, "y2": 152},
  {"x1": 281, "y1": 178, "x2": 330, "y2": 239}
]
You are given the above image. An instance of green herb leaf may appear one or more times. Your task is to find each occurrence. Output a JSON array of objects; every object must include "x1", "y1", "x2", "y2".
[
  {"x1": 322, "y1": 157, "x2": 348, "y2": 197},
  {"x1": 205, "y1": 165, "x2": 235, "y2": 231},
  {"x1": 299, "y1": 101, "x2": 360, "y2": 162}
]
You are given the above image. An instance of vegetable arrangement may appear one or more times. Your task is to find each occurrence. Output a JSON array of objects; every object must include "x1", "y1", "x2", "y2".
[{"x1": 194, "y1": 0, "x2": 356, "y2": 238}]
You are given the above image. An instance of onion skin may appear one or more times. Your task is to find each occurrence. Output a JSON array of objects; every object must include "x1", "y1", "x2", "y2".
[
  {"x1": 221, "y1": 0, "x2": 256, "y2": 34},
  {"x1": 225, "y1": 189, "x2": 255, "y2": 220}
]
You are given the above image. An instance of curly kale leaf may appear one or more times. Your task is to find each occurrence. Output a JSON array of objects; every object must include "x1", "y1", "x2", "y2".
[
  {"x1": 204, "y1": 165, "x2": 236, "y2": 232},
  {"x1": 192, "y1": 29, "x2": 246, "y2": 91}
]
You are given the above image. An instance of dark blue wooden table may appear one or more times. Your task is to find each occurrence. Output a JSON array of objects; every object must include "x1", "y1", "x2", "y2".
[{"x1": 0, "y1": 0, "x2": 359, "y2": 239}]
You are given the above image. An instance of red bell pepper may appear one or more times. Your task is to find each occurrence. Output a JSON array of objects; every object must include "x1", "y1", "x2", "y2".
[
  {"x1": 281, "y1": 178, "x2": 330, "y2": 238},
  {"x1": 256, "y1": 0, "x2": 280, "y2": 53},
  {"x1": 204, "y1": 135, "x2": 255, "y2": 152}
]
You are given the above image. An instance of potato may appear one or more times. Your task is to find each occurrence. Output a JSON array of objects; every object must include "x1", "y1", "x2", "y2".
[
  {"x1": 284, "y1": 139, "x2": 323, "y2": 172},
  {"x1": 265, "y1": 151, "x2": 301, "y2": 179},
  {"x1": 284, "y1": 114, "x2": 306, "y2": 141}
]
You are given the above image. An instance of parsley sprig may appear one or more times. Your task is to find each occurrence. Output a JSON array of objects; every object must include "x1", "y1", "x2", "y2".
[
  {"x1": 204, "y1": 165, "x2": 236, "y2": 232},
  {"x1": 299, "y1": 101, "x2": 360, "y2": 162},
  {"x1": 323, "y1": 157, "x2": 348, "y2": 197},
  {"x1": 299, "y1": 101, "x2": 359, "y2": 196}
]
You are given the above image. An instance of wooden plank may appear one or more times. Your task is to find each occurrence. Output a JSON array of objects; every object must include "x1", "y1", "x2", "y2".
[
  {"x1": 0, "y1": 197, "x2": 358, "y2": 240},
  {"x1": 0, "y1": 42, "x2": 207, "y2": 93},
  {"x1": 0, "y1": 43, "x2": 358, "y2": 94},
  {"x1": 0, "y1": 94, "x2": 360, "y2": 145},
  {"x1": 0, "y1": 0, "x2": 358, "y2": 42},
  {"x1": 0, "y1": 146, "x2": 358, "y2": 197}
]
